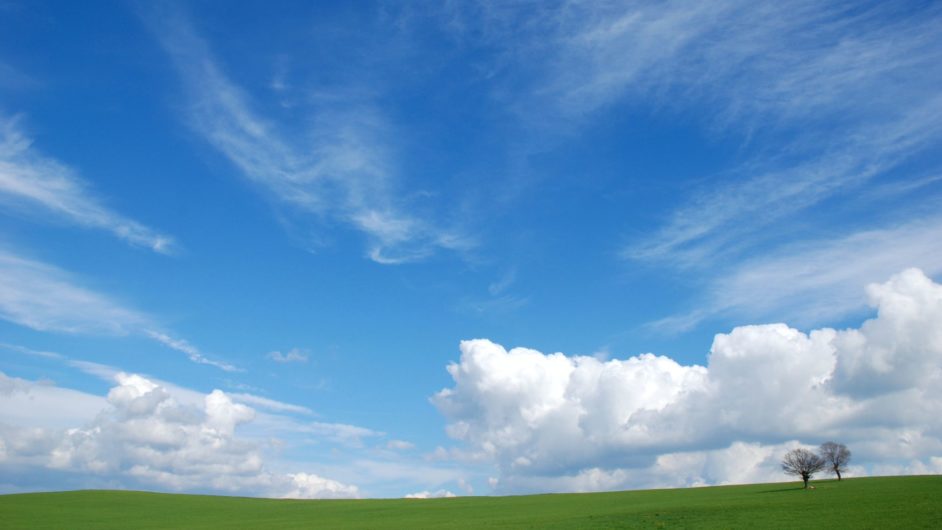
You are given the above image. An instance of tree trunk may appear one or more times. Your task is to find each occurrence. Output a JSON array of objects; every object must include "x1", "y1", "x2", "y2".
[
  {"x1": 802, "y1": 474, "x2": 809, "y2": 489},
  {"x1": 836, "y1": 468, "x2": 842, "y2": 481}
]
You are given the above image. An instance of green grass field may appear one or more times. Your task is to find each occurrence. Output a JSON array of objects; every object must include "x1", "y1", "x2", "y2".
[{"x1": 1, "y1": 476, "x2": 939, "y2": 529}]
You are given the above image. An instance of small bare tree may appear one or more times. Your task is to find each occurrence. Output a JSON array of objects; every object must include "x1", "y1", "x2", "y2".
[
  {"x1": 782, "y1": 448, "x2": 825, "y2": 489},
  {"x1": 819, "y1": 442, "x2": 851, "y2": 481}
]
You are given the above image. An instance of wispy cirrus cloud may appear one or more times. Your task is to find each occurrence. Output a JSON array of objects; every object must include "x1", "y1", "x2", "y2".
[
  {"x1": 454, "y1": 1, "x2": 942, "y2": 327},
  {"x1": 267, "y1": 348, "x2": 308, "y2": 364},
  {"x1": 472, "y1": 1, "x2": 942, "y2": 130},
  {"x1": 505, "y1": 0, "x2": 942, "y2": 269},
  {"x1": 650, "y1": 216, "x2": 942, "y2": 332},
  {"x1": 0, "y1": 115, "x2": 176, "y2": 254},
  {"x1": 0, "y1": 60, "x2": 37, "y2": 91},
  {"x1": 142, "y1": 6, "x2": 470, "y2": 264},
  {"x1": 145, "y1": 330, "x2": 240, "y2": 373},
  {"x1": 0, "y1": 341, "x2": 64, "y2": 360},
  {"x1": 439, "y1": 3, "x2": 942, "y2": 297},
  {"x1": 0, "y1": 248, "x2": 147, "y2": 335},
  {"x1": 3, "y1": 343, "x2": 305, "y2": 416},
  {"x1": 625, "y1": 95, "x2": 942, "y2": 267},
  {"x1": 0, "y1": 246, "x2": 235, "y2": 371},
  {"x1": 228, "y1": 393, "x2": 312, "y2": 416}
]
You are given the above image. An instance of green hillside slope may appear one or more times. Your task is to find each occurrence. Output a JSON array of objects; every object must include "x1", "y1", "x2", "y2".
[{"x1": 1, "y1": 476, "x2": 939, "y2": 529}]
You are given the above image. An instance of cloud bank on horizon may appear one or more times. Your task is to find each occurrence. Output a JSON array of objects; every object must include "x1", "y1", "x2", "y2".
[
  {"x1": 0, "y1": 370, "x2": 359, "y2": 499},
  {"x1": 435, "y1": 269, "x2": 942, "y2": 493},
  {"x1": 2, "y1": 268, "x2": 940, "y2": 496}
]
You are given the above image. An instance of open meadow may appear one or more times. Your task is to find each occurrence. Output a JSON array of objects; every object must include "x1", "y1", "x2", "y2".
[{"x1": 1, "y1": 475, "x2": 939, "y2": 529}]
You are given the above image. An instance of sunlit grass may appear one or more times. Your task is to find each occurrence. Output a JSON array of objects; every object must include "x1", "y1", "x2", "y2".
[{"x1": 1, "y1": 475, "x2": 939, "y2": 529}]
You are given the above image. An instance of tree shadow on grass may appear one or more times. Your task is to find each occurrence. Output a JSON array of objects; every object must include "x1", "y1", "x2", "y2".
[{"x1": 756, "y1": 486, "x2": 809, "y2": 494}]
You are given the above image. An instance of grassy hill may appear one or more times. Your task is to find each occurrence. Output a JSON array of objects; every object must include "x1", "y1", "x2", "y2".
[{"x1": 1, "y1": 476, "x2": 939, "y2": 529}]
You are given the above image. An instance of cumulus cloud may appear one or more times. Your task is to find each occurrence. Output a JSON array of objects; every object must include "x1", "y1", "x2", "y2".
[
  {"x1": 0, "y1": 371, "x2": 358, "y2": 498},
  {"x1": 404, "y1": 489, "x2": 457, "y2": 499},
  {"x1": 434, "y1": 268, "x2": 942, "y2": 493},
  {"x1": 280, "y1": 473, "x2": 359, "y2": 499},
  {"x1": 493, "y1": 440, "x2": 817, "y2": 494},
  {"x1": 827, "y1": 269, "x2": 942, "y2": 399}
]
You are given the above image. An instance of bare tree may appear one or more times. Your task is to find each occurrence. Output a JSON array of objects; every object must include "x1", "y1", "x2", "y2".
[
  {"x1": 819, "y1": 442, "x2": 851, "y2": 481},
  {"x1": 782, "y1": 448, "x2": 825, "y2": 489}
]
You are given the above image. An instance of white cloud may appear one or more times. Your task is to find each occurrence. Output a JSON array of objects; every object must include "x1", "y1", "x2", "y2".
[
  {"x1": 54, "y1": 354, "x2": 366, "y2": 449},
  {"x1": 449, "y1": 2, "x2": 941, "y2": 130},
  {"x1": 871, "y1": 457, "x2": 942, "y2": 477},
  {"x1": 433, "y1": 339, "x2": 710, "y2": 477},
  {"x1": 830, "y1": 269, "x2": 942, "y2": 397},
  {"x1": 570, "y1": 2, "x2": 942, "y2": 271},
  {"x1": 0, "y1": 342, "x2": 63, "y2": 359},
  {"x1": 228, "y1": 393, "x2": 312, "y2": 416},
  {"x1": 232, "y1": 408, "x2": 384, "y2": 448},
  {"x1": 303, "y1": 422, "x2": 384, "y2": 446},
  {"x1": 0, "y1": 372, "x2": 106, "y2": 429},
  {"x1": 0, "y1": 115, "x2": 175, "y2": 254},
  {"x1": 280, "y1": 473, "x2": 359, "y2": 499},
  {"x1": 2, "y1": 350, "x2": 416, "y2": 495},
  {"x1": 434, "y1": 268, "x2": 942, "y2": 493},
  {"x1": 318, "y1": 458, "x2": 466, "y2": 492},
  {"x1": 54, "y1": 354, "x2": 312, "y2": 418},
  {"x1": 404, "y1": 489, "x2": 457, "y2": 499},
  {"x1": 142, "y1": 6, "x2": 469, "y2": 264},
  {"x1": 0, "y1": 249, "x2": 148, "y2": 334},
  {"x1": 67, "y1": 359, "x2": 122, "y2": 381},
  {"x1": 267, "y1": 348, "x2": 309, "y2": 364},
  {"x1": 387, "y1": 439, "x2": 415, "y2": 451},
  {"x1": 495, "y1": 440, "x2": 813, "y2": 494},
  {"x1": 653, "y1": 217, "x2": 942, "y2": 330},
  {"x1": 440, "y1": 3, "x2": 942, "y2": 308},
  {"x1": 625, "y1": 96, "x2": 942, "y2": 268},
  {"x1": 458, "y1": 2, "x2": 941, "y2": 310},
  {"x1": 145, "y1": 330, "x2": 239, "y2": 372},
  {"x1": 0, "y1": 247, "x2": 236, "y2": 371},
  {"x1": 0, "y1": 371, "x2": 358, "y2": 498}
]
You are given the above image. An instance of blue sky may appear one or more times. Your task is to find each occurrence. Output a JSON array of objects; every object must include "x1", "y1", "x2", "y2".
[{"x1": 2, "y1": 1, "x2": 942, "y2": 498}]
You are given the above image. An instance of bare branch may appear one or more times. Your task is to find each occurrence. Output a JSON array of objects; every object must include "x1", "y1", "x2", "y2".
[
  {"x1": 782, "y1": 448, "x2": 825, "y2": 488},
  {"x1": 819, "y1": 441, "x2": 851, "y2": 480}
]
